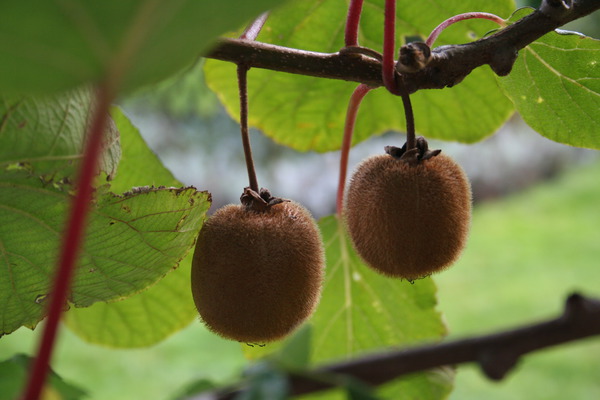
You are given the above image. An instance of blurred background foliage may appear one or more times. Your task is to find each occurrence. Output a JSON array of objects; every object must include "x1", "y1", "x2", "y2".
[{"x1": 1, "y1": 0, "x2": 599, "y2": 399}]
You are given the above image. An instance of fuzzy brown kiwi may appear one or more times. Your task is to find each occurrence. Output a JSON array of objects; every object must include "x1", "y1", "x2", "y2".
[
  {"x1": 344, "y1": 137, "x2": 471, "y2": 281},
  {"x1": 191, "y1": 188, "x2": 324, "y2": 343}
]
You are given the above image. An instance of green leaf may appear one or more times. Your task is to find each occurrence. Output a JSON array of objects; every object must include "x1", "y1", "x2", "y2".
[
  {"x1": 498, "y1": 12, "x2": 600, "y2": 148},
  {"x1": 0, "y1": 354, "x2": 87, "y2": 400},
  {"x1": 204, "y1": 0, "x2": 515, "y2": 152},
  {"x1": 0, "y1": 177, "x2": 209, "y2": 336},
  {"x1": 0, "y1": 89, "x2": 121, "y2": 179},
  {"x1": 0, "y1": 0, "x2": 285, "y2": 95},
  {"x1": 307, "y1": 216, "x2": 451, "y2": 399}
]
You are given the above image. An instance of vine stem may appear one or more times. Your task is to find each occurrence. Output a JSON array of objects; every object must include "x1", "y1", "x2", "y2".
[
  {"x1": 426, "y1": 12, "x2": 506, "y2": 47},
  {"x1": 22, "y1": 86, "x2": 113, "y2": 400},
  {"x1": 336, "y1": 83, "x2": 372, "y2": 217},
  {"x1": 345, "y1": 0, "x2": 365, "y2": 46},
  {"x1": 237, "y1": 64, "x2": 259, "y2": 193}
]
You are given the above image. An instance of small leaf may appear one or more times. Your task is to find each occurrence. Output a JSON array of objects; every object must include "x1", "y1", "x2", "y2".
[
  {"x1": 236, "y1": 362, "x2": 289, "y2": 400},
  {"x1": 0, "y1": 89, "x2": 121, "y2": 179},
  {"x1": 172, "y1": 378, "x2": 217, "y2": 400},
  {"x1": 498, "y1": 25, "x2": 600, "y2": 148},
  {"x1": 0, "y1": 0, "x2": 285, "y2": 95},
  {"x1": 0, "y1": 354, "x2": 87, "y2": 400},
  {"x1": 205, "y1": 0, "x2": 515, "y2": 152},
  {"x1": 343, "y1": 377, "x2": 380, "y2": 400}
]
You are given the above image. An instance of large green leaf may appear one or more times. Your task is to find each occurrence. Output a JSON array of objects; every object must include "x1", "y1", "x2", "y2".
[
  {"x1": 0, "y1": 89, "x2": 121, "y2": 179},
  {"x1": 497, "y1": 10, "x2": 600, "y2": 149},
  {"x1": 304, "y1": 216, "x2": 452, "y2": 399},
  {"x1": 63, "y1": 108, "x2": 210, "y2": 347},
  {"x1": 0, "y1": 0, "x2": 285, "y2": 95},
  {"x1": 204, "y1": 0, "x2": 515, "y2": 152}
]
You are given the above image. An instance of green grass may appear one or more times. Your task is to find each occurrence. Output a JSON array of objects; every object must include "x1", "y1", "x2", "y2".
[
  {"x1": 1, "y1": 161, "x2": 599, "y2": 400},
  {"x1": 435, "y1": 160, "x2": 600, "y2": 400}
]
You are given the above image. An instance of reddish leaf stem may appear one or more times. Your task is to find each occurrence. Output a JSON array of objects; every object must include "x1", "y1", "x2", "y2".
[
  {"x1": 382, "y1": 0, "x2": 398, "y2": 94},
  {"x1": 336, "y1": 84, "x2": 372, "y2": 217},
  {"x1": 22, "y1": 86, "x2": 113, "y2": 400},
  {"x1": 345, "y1": 0, "x2": 365, "y2": 46},
  {"x1": 426, "y1": 12, "x2": 506, "y2": 47}
]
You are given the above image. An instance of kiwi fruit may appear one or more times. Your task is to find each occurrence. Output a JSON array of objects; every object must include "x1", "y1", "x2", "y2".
[
  {"x1": 344, "y1": 137, "x2": 471, "y2": 280},
  {"x1": 191, "y1": 188, "x2": 324, "y2": 343}
]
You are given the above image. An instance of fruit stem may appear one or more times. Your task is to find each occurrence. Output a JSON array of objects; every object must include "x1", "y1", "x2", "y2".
[
  {"x1": 426, "y1": 12, "x2": 506, "y2": 48},
  {"x1": 237, "y1": 64, "x2": 259, "y2": 193},
  {"x1": 337, "y1": 83, "x2": 372, "y2": 217},
  {"x1": 382, "y1": 0, "x2": 398, "y2": 95},
  {"x1": 240, "y1": 12, "x2": 270, "y2": 41},
  {"x1": 345, "y1": 0, "x2": 365, "y2": 46},
  {"x1": 398, "y1": 78, "x2": 415, "y2": 152},
  {"x1": 22, "y1": 85, "x2": 113, "y2": 400}
]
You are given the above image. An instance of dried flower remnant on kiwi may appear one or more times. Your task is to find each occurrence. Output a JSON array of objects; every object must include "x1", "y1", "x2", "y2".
[
  {"x1": 345, "y1": 137, "x2": 471, "y2": 281},
  {"x1": 191, "y1": 187, "x2": 325, "y2": 343}
]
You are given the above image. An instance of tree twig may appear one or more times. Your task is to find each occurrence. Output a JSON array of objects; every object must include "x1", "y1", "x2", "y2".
[
  {"x1": 201, "y1": 293, "x2": 600, "y2": 399},
  {"x1": 205, "y1": 0, "x2": 599, "y2": 94}
]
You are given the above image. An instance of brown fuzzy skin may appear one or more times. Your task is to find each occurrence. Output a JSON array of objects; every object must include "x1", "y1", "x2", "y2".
[
  {"x1": 191, "y1": 201, "x2": 324, "y2": 343},
  {"x1": 345, "y1": 153, "x2": 471, "y2": 280}
]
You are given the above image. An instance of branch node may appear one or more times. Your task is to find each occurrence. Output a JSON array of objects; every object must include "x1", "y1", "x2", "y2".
[
  {"x1": 479, "y1": 348, "x2": 520, "y2": 381},
  {"x1": 489, "y1": 47, "x2": 519, "y2": 76},
  {"x1": 563, "y1": 292, "x2": 600, "y2": 324}
]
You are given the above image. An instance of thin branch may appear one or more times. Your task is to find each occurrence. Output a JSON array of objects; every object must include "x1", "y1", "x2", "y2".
[
  {"x1": 203, "y1": 293, "x2": 600, "y2": 399},
  {"x1": 205, "y1": 0, "x2": 599, "y2": 94}
]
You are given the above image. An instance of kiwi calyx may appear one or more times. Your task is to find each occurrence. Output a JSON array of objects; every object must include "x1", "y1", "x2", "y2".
[
  {"x1": 384, "y1": 136, "x2": 441, "y2": 166},
  {"x1": 240, "y1": 187, "x2": 288, "y2": 212}
]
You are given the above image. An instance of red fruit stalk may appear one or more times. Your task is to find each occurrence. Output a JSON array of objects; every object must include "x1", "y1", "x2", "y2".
[
  {"x1": 382, "y1": 0, "x2": 398, "y2": 94},
  {"x1": 21, "y1": 87, "x2": 113, "y2": 400},
  {"x1": 336, "y1": 83, "x2": 372, "y2": 216},
  {"x1": 345, "y1": 0, "x2": 365, "y2": 46}
]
